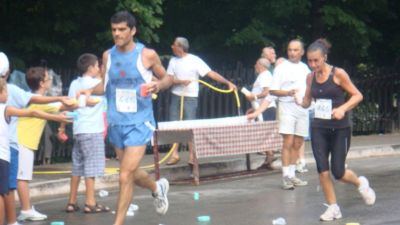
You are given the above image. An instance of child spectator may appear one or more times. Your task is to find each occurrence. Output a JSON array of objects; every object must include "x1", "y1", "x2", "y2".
[
  {"x1": 59, "y1": 53, "x2": 109, "y2": 213},
  {"x1": 16, "y1": 67, "x2": 79, "y2": 221},
  {"x1": 0, "y1": 76, "x2": 71, "y2": 224}
]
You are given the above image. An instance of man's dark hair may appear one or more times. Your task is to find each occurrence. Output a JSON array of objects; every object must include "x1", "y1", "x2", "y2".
[
  {"x1": 77, "y1": 53, "x2": 98, "y2": 75},
  {"x1": 110, "y1": 10, "x2": 136, "y2": 28},
  {"x1": 26, "y1": 67, "x2": 46, "y2": 91}
]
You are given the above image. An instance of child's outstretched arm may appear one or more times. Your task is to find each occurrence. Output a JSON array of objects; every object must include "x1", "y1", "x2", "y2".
[{"x1": 6, "y1": 106, "x2": 72, "y2": 123}]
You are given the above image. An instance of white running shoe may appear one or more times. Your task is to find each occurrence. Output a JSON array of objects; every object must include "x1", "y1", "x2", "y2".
[
  {"x1": 153, "y1": 178, "x2": 169, "y2": 215},
  {"x1": 290, "y1": 176, "x2": 308, "y2": 186},
  {"x1": 296, "y1": 162, "x2": 309, "y2": 173},
  {"x1": 17, "y1": 206, "x2": 47, "y2": 221},
  {"x1": 282, "y1": 176, "x2": 294, "y2": 190},
  {"x1": 358, "y1": 176, "x2": 376, "y2": 205},
  {"x1": 320, "y1": 204, "x2": 342, "y2": 221}
]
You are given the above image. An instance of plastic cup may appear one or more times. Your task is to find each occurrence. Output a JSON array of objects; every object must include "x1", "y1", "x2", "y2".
[
  {"x1": 193, "y1": 192, "x2": 200, "y2": 201},
  {"x1": 129, "y1": 203, "x2": 139, "y2": 211},
  {"x1": 140, "y1": 84, "x2": 149, "y2": 97},
  {"x1": 78, "y1": 95, "x2": 87, "y2": 107},
  {"x1": 58, "y1": 132, "x2": 68, "y2": 142},
  {"x1": 197, "y1": 215, "x2": 210, "y2": 222},
  {"x1": 98, "y1": 190, "x2": 109, "y2": 197},
  {"x1": 66, "y1": 111, "x2": 78, "y2": 120},
  {"x1": 50, "y1": 222, "x2": 65, "y2": 225},
  {"x1": 272, "y1": 217, "x2": 286, "y2": 225}
]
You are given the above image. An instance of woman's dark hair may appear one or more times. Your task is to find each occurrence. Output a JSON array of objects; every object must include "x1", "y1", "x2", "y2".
[{"x1": 307, "y1": 38, "x2": 332, "y2": 55}]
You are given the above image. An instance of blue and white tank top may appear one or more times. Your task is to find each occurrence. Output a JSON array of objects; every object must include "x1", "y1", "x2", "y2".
[{"x1": 105, "y1": 43, "x2": 154, "y2": 125}]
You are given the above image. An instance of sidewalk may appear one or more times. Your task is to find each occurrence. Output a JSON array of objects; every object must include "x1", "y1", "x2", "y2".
[{"x1": 29, "y1": 132, "x2": 400, "y2": 199}]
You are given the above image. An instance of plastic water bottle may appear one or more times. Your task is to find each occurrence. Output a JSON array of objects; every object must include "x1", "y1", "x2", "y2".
[
  {"x1": 66, "y1": 111, "x2": 78, "y2": 120},
  {"x1": 272, "y1": 217, "x2": 286, "y2": 225},
  {"x1": 98, "y1": 190, "x2": 109, "y2": 197}
]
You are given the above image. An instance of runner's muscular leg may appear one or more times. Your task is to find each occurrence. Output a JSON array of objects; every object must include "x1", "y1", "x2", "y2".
[{"x1": 114, "y1": 146, "x2": 145, "y2": 225}]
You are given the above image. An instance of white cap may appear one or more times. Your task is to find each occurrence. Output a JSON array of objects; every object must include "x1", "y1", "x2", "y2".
[{"x1": 0, "y1": 52, "x2": 9, "y2": 77}]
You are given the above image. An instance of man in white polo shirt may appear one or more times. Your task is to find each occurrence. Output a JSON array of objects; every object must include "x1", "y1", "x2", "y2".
[
  {"x1": 269, "y1": 39, "x2": 310, "y2": 190},
  {"x1": 166, "y1": 37, "x2": 236, "y2": 165}
]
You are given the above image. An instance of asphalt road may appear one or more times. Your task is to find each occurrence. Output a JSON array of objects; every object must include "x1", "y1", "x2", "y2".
[{"x1": 22, "y1": 155, "x2": 400, "y2": 225}]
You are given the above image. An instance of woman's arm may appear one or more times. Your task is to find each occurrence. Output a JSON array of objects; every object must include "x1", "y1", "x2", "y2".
[{"x1": 332, "y1": 68, "x2": 363, "y2": 119}]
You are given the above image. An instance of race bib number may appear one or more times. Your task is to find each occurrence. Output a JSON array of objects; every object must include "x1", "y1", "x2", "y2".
[
  {"x1": 116, "y1": 89, "x2": 137, "y2": 112},
  {"x1": 315, "y1": 99, "x2": 332, "y2": 120}
]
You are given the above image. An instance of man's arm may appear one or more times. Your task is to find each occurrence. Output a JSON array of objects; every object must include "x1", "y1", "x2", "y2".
[
  {"x1": 246, "y1": 87, "x2": 269, "y2": 102},
  {"x1": 91, "y1": 50, "x2": 109, "y2": 95},
  {"x1": 142, "y1": 48, "x2": 173, "y2": 93},
  {"x1": 206, "y1": 71, "x2": 237, "y2": 91},
  {"x1": 171, "y1": 76, "x2": 191, "y2": 86},
  {"x1": 246, "y1": 98, "x2": 271, "y2": 120},
  {"x1": 270, "y1": 89, "x2": 296, "y2": 97}
]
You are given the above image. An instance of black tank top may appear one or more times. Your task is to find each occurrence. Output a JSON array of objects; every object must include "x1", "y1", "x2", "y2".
[{"x1": 311, "y1": 67, "x2": 350, "y2": 128}]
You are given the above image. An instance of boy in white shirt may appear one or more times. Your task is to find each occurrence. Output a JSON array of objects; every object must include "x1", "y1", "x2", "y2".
[{"x1": 59, "y1": 53, "x2": 109, "y2": 213}]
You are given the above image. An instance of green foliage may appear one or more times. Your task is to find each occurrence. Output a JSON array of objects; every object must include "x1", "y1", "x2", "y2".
[
  {"x1": 117, "y1": 0, "x2": 164, "y2": 43},
  {"x1": 1, "y1": 0, "x2": 399, "y2": 69},
  {"x1": 0, "y1": 0, "x2": 164, "y2": 68}
]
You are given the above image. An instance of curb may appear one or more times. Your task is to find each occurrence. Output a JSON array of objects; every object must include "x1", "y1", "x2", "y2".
[{"x1": 29, "y1": 144, "x2": 400, "y2": 199}]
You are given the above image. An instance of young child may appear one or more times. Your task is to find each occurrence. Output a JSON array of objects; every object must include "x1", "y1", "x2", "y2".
[
  {"x1": 59, "y1": 53, "x2": 109, "y2": 213},
  {"x1": 16, "y1": 66, "x2": 81, "y2": 221},
  {"x1": 1, "y1": 52, "x2": 77, "y2": 225},
  {"x1": 0, "y1": 76, "x2": 72, "y2": 224}
]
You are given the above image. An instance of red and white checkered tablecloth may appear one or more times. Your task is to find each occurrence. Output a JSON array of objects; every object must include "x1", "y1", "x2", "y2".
[{"x1": 192, "y1": 121, "x2": 282, "y2": 159}]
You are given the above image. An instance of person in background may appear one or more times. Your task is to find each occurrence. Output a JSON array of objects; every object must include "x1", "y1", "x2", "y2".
[
  {"x1": 59, "y1": 53, "x2": 109, "y2": 213},
  {"x1": 0, "y1": 52, "x2": 72, "y2": 225},
  {"x1": 248, "y1": 40, "x2": 310, "y2": 190},
  {"x1": 166, "y1": 37, "x2": 236, "y2": 166},
  {"x1": 244, "y1": 58, "x2": 277, "y2": 170},
  {"x1": 1, "y1": 52, "x2": 74, "y2": 225}
]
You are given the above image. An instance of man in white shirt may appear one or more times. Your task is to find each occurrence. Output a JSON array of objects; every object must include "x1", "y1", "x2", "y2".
[
  {"x1": 248, "y1": 40, "x2": 310, "y2": 189},
  {"x1": 270, "y1": 39, "x2": 310, "y2": 189},
  {"x1": 166, "y1": 37, "x2": 236, "y2": 165}
]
